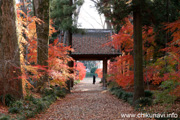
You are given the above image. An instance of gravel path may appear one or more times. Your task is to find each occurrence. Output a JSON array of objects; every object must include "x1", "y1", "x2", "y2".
[{"x1": 29, "y1": 78, "x2": 149, "y2": 120}]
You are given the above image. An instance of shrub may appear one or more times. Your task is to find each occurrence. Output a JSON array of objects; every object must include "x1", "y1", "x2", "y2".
[
  {"x1": 24, "y1": 110, "x2": 35, "y2": 118},
  {"x1": 109, "y1": 86, "x2": 133, "y2": 101},
  {"x1": 127, "y1": 97, "x2": 133, "y2": 105},
  {"x1": 9, "y1": 107, "x2": 20, "y2": 114},
  {"x1": 25, "y1": 94, "x2": 36, "y2": 102},
  {"x1": 43, "y1": 88, "x2": 54, "y2": 97},
  {"x1": 122, "y1": 92, "x2": 133, "y2": 102},
  {"x1": 9, "y1": 100, "x2": 23, "y2": 113},
  {"x1": 0, "y1": 94, "x2": 15, "y2": 107},
  {"x1": 7, "y1": 85, "x2": 67, "y2": 119},
  {"x1": 135, "y1": 97, "x2": 153, "y2": 109},
  {"x1": 54, "y1": 90, "x2": 66, "y2": 98},
  {"x1": 115, "y1": 89, "x2": 125, "y2": 99},
  {"x1": 145, "y1": 90, "x2": 153, "y2": 98},
  {"x1": 0, "y1": 114, "x2": 10, "y2": 120},
  {"x1": 36, "y1": 99, "x2": 47, "y2": 113},
  {"x1": 154, "y1": 80, "x2": 178, "y2": 104}
]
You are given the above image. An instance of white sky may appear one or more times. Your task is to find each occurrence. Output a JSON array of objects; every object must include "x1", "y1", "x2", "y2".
[
  {"x1": 16, "y1": 0, "x2": 105, "y2": 29},
  {"x1": 77, "y1": 0, "x2": 105, "y2": 29}
]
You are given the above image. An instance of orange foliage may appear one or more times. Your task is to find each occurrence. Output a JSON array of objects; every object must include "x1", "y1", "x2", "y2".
[
  {"x1": 107, "y1": 17, "x2": 134, "y2": 88},
  {"x1": 108, "y1": 16, "x2": 180, "y2": 96},
  {"x1": 163, "y1": 18, "x2": 180, "y2": 96},
  {"x1": 74, "y1": 62, "x2": 86, "y2": 80},
  {"x1": 16, "y1": 2, "x2": 74, "y2": 94},
  {"x1": 95, "y1": 68, "x2": 103, "y2": 78},
  {"x1": 107, "y1": 17, "x2": 156, "y2": 88}
]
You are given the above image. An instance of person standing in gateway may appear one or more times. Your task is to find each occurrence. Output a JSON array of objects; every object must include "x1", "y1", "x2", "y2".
[{"x1": 93, "y1": 75, "x2": 96, "y2": 84}]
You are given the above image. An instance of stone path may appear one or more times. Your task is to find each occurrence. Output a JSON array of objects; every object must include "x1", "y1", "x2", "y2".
[{"x1": 29, "y1": 78, "x2": 151, "y2": 120}]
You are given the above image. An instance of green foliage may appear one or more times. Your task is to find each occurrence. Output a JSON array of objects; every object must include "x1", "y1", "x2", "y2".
[
  {"x1": 36, "y1": 99, "x2": 48, "y2": 113},
  {"x1": 154, "y1": 80, "x2": 178, "y2": 104},
  {"x1": 127, "y1": 97, "x2": 133, "y2": 105},
  {"x1": 74, "y1": 80, "x2": 80, "y2": 85},
  {"x1": 8, "y1": 86, "x2": 67, "y2": 119},
  {"x1": 0, "y1": 94, "x2": 15, "y2": 107},
  {"x1": 0, "y1": 114, "x2": 10, "y2": 120},
  {"x1": 85, "y1": 72, "x2": 94, "y2": 77},
  {"x1": 109, "y1": 86, "x2": 153, "y2": 109},
  {"x1": 94, "y1": 0, "x2": 132, "y2": 32},
  {"x1": 135, "y1": 97, "x2": 153, "y2": 109},
  {"x1": 90, "y1": 67, "x2": 98, "y2": 75},
  {"x1": 144, "y1": 90, "x2": 153, "y2": 98},
  {"x1": 9, "y1": 100, "x2": 23, "y2": 113},
  {"x1": 109, "y1": 86, "x2": 133, "y2": 103},
  {"x1": 50, "y1": 0, "x2": 84, "y2": 40},
  {"x1": 54, "y1": 89, "x2": 66, "y2": 98},
  {"x1": 122, "y1": 92, "x2": 133, "y2": 102},
  {"x1": 43, "y1": 88, "x2": 54, "y2": 97},
  {"x1": 9, "y1": 107, "x2": 20, "y2": 114},
  {"x1": 42, "y1": 86, "x2": 67, "y2": 98},
  {"x1": 24, "y1": 110, "x2": 35, "y2": 118}
]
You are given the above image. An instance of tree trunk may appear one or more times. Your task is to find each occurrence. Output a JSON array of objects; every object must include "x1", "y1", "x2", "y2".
[
  {"x1": 33, "y1": 0, "x2": 50, "y2": 90},
  {"x1": 66, "y1": 0, "x2": 74, "y2": 92},
  {"x1": 0, "y1": 0, "x2": 23, "y2": 103},
  {"x1": 132, "y1": 0, "x2": 144, "y2": 105}
]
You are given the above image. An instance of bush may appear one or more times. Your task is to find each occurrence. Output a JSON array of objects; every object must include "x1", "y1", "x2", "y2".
[
  {"x1": 9, "y1": 100, "x2": 23, "y2": 113},
  {"x1": 43, "y1": 88, "x2": 54, "y2": 97},
  {"x1": 54, "y1": 90, "x2": 66, "y2": 98},
  {"x1": 24, "y1": 110, "x2": 35, "y2": 118},
  {"x1": 7, "y1": 85, "x2": 68, "y2": 119},
  {"x1": 115, "y1": 89, "x2": 125, "y2": 99},
  {"x1": 127, "y1": 97, "x2": 133, "y2": 105},
  {"x1": 145, "y1": 90, "x2": 153, "y2": 98},
  {"x1": 122, "y1": 92, "x2": 133, "y2": 102},
  {"x1": 0, "y1": 114, "x2": 10, "y2": 120},
  {"x1": 154, "y1": 80, "x2": 178, "y2": 104},
  {"x1": 0, "y1": 94, "x2": 15, "y2": 107},
  {"x1": 135, "y1": 97, "x2": 153, "y2": 109},
  {"x1": 36, "y1": 100, "x2": 47, "y2": 113},
  {"x1": 9, "y1": 107, "x2": 20, "y2": 114},
  {"x1": 109, "y1": 86, "x2": 133, "y2": 101}
]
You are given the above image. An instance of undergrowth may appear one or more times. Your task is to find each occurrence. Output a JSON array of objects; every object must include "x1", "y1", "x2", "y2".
[
  {"x1": 0, "y1": 86, "x2": 67, "y2": 120},
  {"x1": 109, "y1": 85, "x2": 153, "y2": 110}
]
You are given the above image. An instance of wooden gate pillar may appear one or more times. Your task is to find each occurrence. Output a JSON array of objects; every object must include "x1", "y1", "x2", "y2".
[{"x1": 103, "y1": 58, "x2": 107, "y2": 89}]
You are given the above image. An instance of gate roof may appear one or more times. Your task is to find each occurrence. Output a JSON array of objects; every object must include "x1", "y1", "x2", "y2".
[{"x1": 71, "y1": 29, "x2": 121, "y2": 60}]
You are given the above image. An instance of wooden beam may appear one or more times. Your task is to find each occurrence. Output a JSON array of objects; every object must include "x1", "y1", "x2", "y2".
[{"x1": 71, "y1": 54, "x2": 121, "y2": 60}]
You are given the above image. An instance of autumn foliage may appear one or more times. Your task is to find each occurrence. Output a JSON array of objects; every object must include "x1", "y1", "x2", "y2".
[
  {"x1": 107, "y1": 17, "x2": 134, "y2": 88},
  {"x1": 74, "y1": 62, "x2": 86, "y2": 80},
  {"x1": 107, "y1": 16, "x2": 180, "y2": 97},
  {"x1": 95, "y1": 68, "x2": 103, "y2": 78},
  {"x1": 16, "y1": 3, "x2": 75, "y2": 94}
]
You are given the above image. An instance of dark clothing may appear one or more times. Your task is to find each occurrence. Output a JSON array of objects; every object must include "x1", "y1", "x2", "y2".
[{"x1": 93, "y1": 75, "x2": 96, "y2": 84}]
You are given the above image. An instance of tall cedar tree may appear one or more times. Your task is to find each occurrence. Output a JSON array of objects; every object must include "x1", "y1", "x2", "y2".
[
  {"x1": 33, "y1": 0, "x2": 50, "y2": 90},
  {"x1": 0, "y1": 0, "x2": 23, "y2": 103},
  {"x1": 132, "y1": 0, "x2": 144, "y2": 104},
  {"x1": 50, "y1": 0, "x2": 83, "y2": 43}
]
